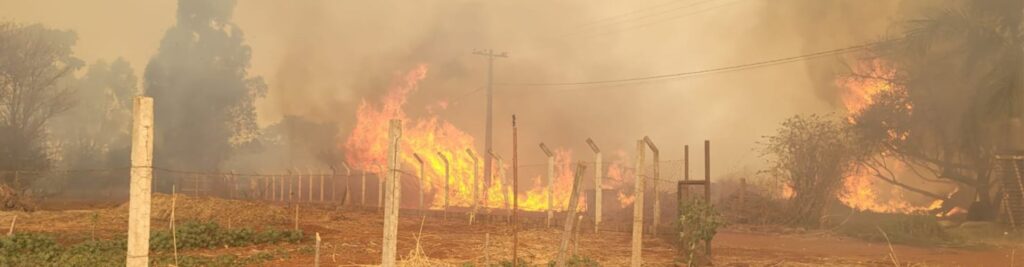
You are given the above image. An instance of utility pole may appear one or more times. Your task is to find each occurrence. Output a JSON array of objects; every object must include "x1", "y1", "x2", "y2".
[{"x1": 473, "y1": 49, "x2": 507, "y2": 207}]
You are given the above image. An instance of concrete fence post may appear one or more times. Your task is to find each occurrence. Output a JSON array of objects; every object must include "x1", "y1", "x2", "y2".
[
  {"x1": 361, "y1": 170, "x2": 367, "y2": 206},
  {"x1": 381, "y1": 119, "x2": 402, "y2": 267},
  {"x1": 585, "y1": 138, "x2": 602, "y2": 233},
  {"x1": 539, "y1": 143, "x2": 555, "y2": 227},
  {"x1": 630, "y1": 139, "x2": 646, "y2": 267},
  {"x1": 126, "y1": 96, "x2": 154, "y2": 267},
  {"x1": 438, "y1": 152, "x2": 451, "y2": 221},
  {"x1": 466, "y1": 149, "x2": 479, "y2": 225},
  {"x1": 413, "y1": 154, "x2": 425, "y2": 215},
  {"x1": 643, "y1": 136, "x2": 660, "y2": 236},
  {"x1": 342, "y1": 163, "x2": 351, "y2": 206}
]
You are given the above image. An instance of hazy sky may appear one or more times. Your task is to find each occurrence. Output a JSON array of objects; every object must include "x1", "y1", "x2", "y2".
[{"x1": 0, "y1": 0, "x2": 925, "y2": 175}]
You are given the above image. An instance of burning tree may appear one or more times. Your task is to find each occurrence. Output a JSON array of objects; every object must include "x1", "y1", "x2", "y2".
[
  {"x1": 845, "y1": 0, "x2": 1024, "y2": 219},
  {"x1": 760, "y1": 114, "x2": 860, "y2": 226}
]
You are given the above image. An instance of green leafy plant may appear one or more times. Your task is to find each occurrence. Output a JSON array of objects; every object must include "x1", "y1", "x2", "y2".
[
  {"x1": 677, "y1": 198, "x2": 725, "y2": 266},
  {"x1": 547, "y1": 255, "x2": 599, "y2": 266}
]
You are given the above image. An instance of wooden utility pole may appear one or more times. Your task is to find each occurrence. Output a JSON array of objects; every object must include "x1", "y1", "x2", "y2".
[
  {"x1": 381, "y1": 119, "x2": 402, "y2": 267},
  {"x1": 556, "y1": 163, "x2": 587, "y2": 267},
  {"x1": 473, "y1": 49, "x2": 507, "y2": 209},
  {"x1": 630, "y1": 140, "x2": 646, "y2": 267},
  {"x1": 126, "y1": 96, "x2": 154, "y2": 267}
]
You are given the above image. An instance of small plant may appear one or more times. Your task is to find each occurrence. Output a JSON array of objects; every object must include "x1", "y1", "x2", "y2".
[
  {"x1": 547, "y1": 255, "x2": 598, "y2": 266},
  {"x1": 676, "y1": 198, "x2": 725, "y2": 266},
  {"x1": 150, "y1": 220, "x2": 302, "y2": 251},
  {"x1": 493, "y1": 258, "x2": 529, "y2": 267}
]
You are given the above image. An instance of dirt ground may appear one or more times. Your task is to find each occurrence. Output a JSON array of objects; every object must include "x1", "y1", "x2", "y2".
[{"x1": 0, "y1": 195, "x2": 1018, "y2": 266}]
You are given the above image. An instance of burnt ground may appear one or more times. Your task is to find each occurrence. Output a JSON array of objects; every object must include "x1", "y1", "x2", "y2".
[{"x1": 0, "y1": 194, "x2": 1018, "y2": 266}]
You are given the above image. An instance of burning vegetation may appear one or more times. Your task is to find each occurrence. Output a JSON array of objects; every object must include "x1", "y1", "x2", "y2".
[{"x1": 1, "y1": 0, "x2": 1023, "y2": 266}]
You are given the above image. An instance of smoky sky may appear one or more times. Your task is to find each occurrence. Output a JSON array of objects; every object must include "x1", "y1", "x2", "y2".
[{"x1": 0, "y1": 0, "x2": 947, "y2": 176}]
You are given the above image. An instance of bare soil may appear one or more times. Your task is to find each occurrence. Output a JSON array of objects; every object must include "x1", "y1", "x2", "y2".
[{"x1": 0, "y1": 195, "x2": 1017, "y2": 266}]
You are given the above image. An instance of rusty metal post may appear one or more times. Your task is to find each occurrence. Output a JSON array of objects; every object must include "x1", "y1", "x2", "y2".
[
  {"x1": 438, "y1": 152, "x2": 451, "y2": 221},
  {"x1": 413, "y1": 153, "x2": 425, "y2": 214},
  {"x1": 586, "y1": 138, "x2": 602, "y2": 233},
  {"x1": 467, "y1": 149, "x2": 479, "y2": 225},
  {"x1": 704, "y1": 140, "x2": 712, "y2": 257},
  {"x1": 630, "y1": 140, "x2": 646, "y2": 267},
  {"x1": 512, "y1": 115, "x2": 519, "y2": 267},
  {"x1": 642, "y1": 136, "x2": 660, "y2": 236},
  {"x1": 684, "y1": 145, "x2": 690, "y2": 199},
  {"x1": 540, "y1": 143, "x2": 555, "y2": 227}
]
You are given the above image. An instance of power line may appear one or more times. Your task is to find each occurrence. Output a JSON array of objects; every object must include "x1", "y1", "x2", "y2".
[
  {"x1": 575, "y1": 0, "x2": 751, "y2": 39},
  {"x1": 497, "y1": 38, "x2": 897, "y2": 88},
  {"x1": 564, "y1": 0, "x2": 718, "y2": 37}
]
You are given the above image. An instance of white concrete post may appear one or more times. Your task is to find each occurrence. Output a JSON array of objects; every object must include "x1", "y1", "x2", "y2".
[
  {"x1": 298, "y1": 168, "x2": 303, "y2": 202},
  {"x1": 539, "y1": 143, "x2": 554, "y2": 227},
  {"x1": 361, "y1": 170, "x2": 367, "y2": 206},
  {"x1": 341, "y1": 163, "x2": 351, "y2": 205},
  {"x1": 467, "y1": 149, "x2": 479, "y2": 224},
  {"x1": 381, "y1": 119, "x2": 402, "y2": 267},
  {"x1": 586, "y1": 138, "x2": 602, "y2": 233},
  {"x1": 643, "y1": 136, "x2": 660, "y2": 236},
  {"x1": 126, "y1": 96, "x2": 154, "y2": 267},
  {"x1": 630, "y1": 140, "x2": 646, "y2": 267},
  {"x1": 413, "y1": 154, "x2": 425, "y2": 214},
  {"x1": 437, "y1": 152, "x2": 450, "y2": 220},
  {"x1": 307, "y1": 167, "x2": 314, "y2": 202}
]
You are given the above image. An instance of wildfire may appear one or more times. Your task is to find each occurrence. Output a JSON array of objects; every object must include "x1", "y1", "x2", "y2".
[
  {"x1": 835, "y1": 58, "x2": 941, "y2": 214},
  {"x1": 343, "y1": 64, "x2": 585, "y2": 211}
]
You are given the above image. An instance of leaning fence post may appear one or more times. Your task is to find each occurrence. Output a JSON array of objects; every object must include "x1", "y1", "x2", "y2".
[
  {"x1": 630, "y1": 139, "x2": 646, "y2": 267},
  {"x1": 126, "y1": 96, "x2": 154, "y2": 267},
  {"x1": 381, "y1": 119, "x2": 402, "y2": 267},
  {"x1": 556, "y1": 163, "x2": 587, "y2": 267},
  {"x1": 539, "y1": 143, "x2": 555, "y2": 227}
]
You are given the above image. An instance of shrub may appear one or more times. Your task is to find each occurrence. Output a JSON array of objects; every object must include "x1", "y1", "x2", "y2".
[{"x1": 676, "y1": 198, "x2": 725, "y2": 266}]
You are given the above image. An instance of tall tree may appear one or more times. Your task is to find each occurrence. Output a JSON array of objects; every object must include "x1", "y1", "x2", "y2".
[
  {"x1": 0, "y1": 22, "x2": 82, "y2": 180},
  {"x1": 145, "y1": 0, "x2": 266, "y2": 171},
  {"x1": 851, "y1": 0, "x2": 1024, "y2": 219}
]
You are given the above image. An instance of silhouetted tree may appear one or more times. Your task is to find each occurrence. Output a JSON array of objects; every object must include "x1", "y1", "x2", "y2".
[
  {"x1": 145, "y1": 0, "x2": 266, "y2": 171},
  {"x1": 0, "y1": 22, "x2": 83, "y2": 190}
]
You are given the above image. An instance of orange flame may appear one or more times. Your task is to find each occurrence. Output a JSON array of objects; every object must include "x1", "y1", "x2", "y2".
[
  {"x1": 836, "y1": 59, "x2": 941, "y2": 213},
  {"x1": 343, "y1": 65, "x2": 589, "y2": 211}
]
